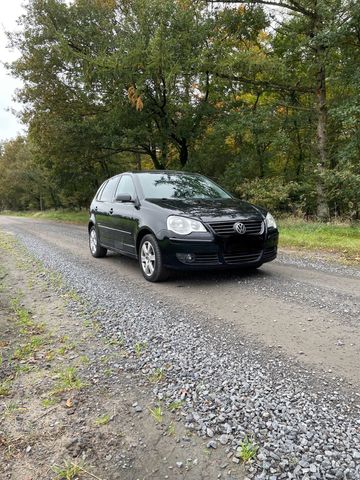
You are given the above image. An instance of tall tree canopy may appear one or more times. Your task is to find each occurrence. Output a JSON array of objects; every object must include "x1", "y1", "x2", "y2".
[{"x1": 2, "y1": 0, "x2": 359, "y2": 217}]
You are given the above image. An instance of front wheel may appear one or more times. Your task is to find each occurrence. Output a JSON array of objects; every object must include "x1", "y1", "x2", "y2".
[
  {"x1": 139, "y1": 234, "x2": 168, "y2": 282},
  {"x1": 89, "y1": 226, "x2": 107, "y2": 258}
]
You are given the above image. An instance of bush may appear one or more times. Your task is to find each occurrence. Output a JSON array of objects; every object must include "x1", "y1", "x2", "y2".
[
  {"x1": 323, "y1": 169, "x2": 360, "y2": 219},
  {"x1": 234, "y1": 177, "x2": 304, "y2": 213}
]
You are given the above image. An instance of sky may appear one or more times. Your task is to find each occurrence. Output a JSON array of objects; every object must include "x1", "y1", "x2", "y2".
[{"x1": 0, "y1": 0, "x2": 27, "y2": 142}]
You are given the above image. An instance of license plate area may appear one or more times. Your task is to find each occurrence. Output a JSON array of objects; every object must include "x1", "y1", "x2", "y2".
[{"x1": 223, "y1": 236, "x2": 263, "y2": 253}]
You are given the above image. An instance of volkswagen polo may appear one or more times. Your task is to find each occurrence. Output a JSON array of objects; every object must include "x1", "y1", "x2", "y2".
[{"x1": 88, "y1": 171, "x2": 279, "y2": 281}]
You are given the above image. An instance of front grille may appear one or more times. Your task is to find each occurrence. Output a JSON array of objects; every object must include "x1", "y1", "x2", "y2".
[
  {"x1": 223, "y1": 250, "x2": 262, "y2": 264},
  {"x1": 209, "y1": 219, "x2": 264, "y2": 237},
  {"x1": 263, "y1": 246, "x2": 277, "y2": 261},
  {"x1": 193, "y1": 253, "x2": 220, "y2": 265}
]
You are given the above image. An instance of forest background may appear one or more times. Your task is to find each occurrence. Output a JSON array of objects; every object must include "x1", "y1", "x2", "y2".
[{"x1": 0, "y1": 0, "x2": 359, "y2": 220}]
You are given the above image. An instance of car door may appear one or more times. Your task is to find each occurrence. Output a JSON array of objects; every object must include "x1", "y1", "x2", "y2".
[
  {"x1": 95, "y1": 175, "x2": 120, "y2": 248},
  {"x1": 111, "y1": 175, "x2": 139, "y2": 256}
]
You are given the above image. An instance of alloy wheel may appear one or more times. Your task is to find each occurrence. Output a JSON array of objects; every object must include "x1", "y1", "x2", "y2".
[
  {"x1": 90, "y1": 228, "x2": 97, "y2": 255},
  {"x1": 140, "y1": 241, "x2": 156, "y2": 276}
]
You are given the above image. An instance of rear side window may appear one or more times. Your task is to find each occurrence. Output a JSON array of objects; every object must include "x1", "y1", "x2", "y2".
[
  {"x1": 115, "y1": 175, "x2": 136, "y2": 199},
  {"x1": 96, "y1": 181, "x2": 107, "y2": 200},
  {"x1": 99, "y1": 176, "x2": 119, "y2": 202}
]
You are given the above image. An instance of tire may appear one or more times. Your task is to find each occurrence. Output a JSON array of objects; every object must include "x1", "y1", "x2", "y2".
[
  {"x1": 139, "y1": 234, "x2": 168, "y2": 282},
  {"x1": 89, "y1": 226, "x2": 107, "y2": 258}
]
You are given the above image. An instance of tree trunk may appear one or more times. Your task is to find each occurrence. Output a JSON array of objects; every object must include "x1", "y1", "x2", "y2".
[
  {"x1": 161, "y1": 141, "x2": 168, "y2": 168},
  {"x1": 179, "y1": 139, "x2": 188, "y2": 167},
  {"x1": 135, "y1": 152, "x2": 142, "y2": 171},
  {"x1": 149, "y1": 148, "x2": 165, "y2": 170},
  {"x1": 294, "y1": 119, "x2": 304, "y2": 180},
  {"x1": 315, "y1": 45, "x2": 329, "y2": 220}
]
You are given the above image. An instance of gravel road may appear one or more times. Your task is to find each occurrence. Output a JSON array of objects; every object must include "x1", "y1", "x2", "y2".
[{"x1": 1, "y1": 215, "x2": 360, "y2": 479}]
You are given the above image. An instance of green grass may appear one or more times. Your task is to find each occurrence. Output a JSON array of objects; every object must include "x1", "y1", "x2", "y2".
[
  {"x1": 279, "y1": 218, "x2": 360, "y2": 263},
  {"x1": 0, "y1": 209, "x2": 88, "y2": 225},
  {"x1": 236, "y1": 437, "x2": 259, "y2": 462},
  {"x1": 42, "y1": 397, "x2": 59, "y2": 408},
  {"x1": 149, "y1": 405, "x2": 163, "y2": 423},
  {"x1": 168, "y1": 400, "x2": 184, "y2": 412},
  {"x1": 149, "y1": 368, "x2": 165, "y2": 383},
  {"x1": 0, "y1": 379, "x2": 12, "y2": 397},
  {"x1": 94, "y1": 413, "x2": 111, "y2": 426},
  {"x1": 10, "y1": 299, "x2": 46, "y2": 335},
  {"x1": 52, "y1": 367, "x2": 86, "y2": 394},
  {"x1": 52, "y1": 461, "x2": 84, "y2": 480},
  {"x1": 134, "y1": 341, "x2": 147, "y2": 358},
  {"x1": 13, "y1": 336, "x2": 46, "y2": 360}
]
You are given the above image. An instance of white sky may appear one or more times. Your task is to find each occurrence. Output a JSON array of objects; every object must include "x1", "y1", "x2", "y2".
[{"x1": 0, "y1": 0, "x2": 27, "y2": 142}]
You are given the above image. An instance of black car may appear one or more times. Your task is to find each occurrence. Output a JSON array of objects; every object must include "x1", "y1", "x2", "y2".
[{"x1": 88, "y1": 171, "x2": 279, "y2": 281}]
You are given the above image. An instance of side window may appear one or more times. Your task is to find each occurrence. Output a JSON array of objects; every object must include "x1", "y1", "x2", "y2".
[
  {"x1": 96, "y1": 181, "x2": 107, "y2": 200},
  {"x1": 115, "y1": 175, "x2": 136, "y2": 199},
  {"x1": 99, "y1": 176, "x2": 119, "y2": 202}
]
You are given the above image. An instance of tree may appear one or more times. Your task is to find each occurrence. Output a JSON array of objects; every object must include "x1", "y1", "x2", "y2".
[
  {"x1": 5, "y1": 0, "x2": 359, "y2": 216},
  {"x1": 8, "y1": 0, "x2": 217, "y2": 175},
  {"x1": 0, "y1": 137, "x2": 49, "y2": 210},
  {"x1": 210, "y1": 0, "x2": 357, "y2": 219}
]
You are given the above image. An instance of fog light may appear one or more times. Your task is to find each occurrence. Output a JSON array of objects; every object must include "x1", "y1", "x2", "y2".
[
  {"x1": 185, "y1": 253, "x2": 195, "y2": 263},
  {"x1": 176, "y1": 253, "x2": 196, "y2": 264}
]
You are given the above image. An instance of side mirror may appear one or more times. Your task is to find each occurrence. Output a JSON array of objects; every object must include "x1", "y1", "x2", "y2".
[{"x1": 115, "y1": 193, "x2": 133, "y2": 202}]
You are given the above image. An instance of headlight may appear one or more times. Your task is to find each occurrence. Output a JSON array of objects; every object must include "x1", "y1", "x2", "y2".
[
  {"x1": 167, "y1": 215, "x2": 207, "y2": 235},
  {"x1": 265, "y1": 212, "x2": 277, "y2": 229}
]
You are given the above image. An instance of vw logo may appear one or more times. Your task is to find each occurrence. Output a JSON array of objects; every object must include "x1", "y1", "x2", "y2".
[{"x1": 234, "y1": 222, "x2": 246, "y2": 234}]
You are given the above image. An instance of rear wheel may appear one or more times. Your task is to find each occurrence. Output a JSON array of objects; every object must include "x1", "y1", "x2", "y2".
[
  {"x1": 139, "y1": 234, "x2": 168, "y2": 282},
  {"x1": 89, "y1": 226, "x2": 107, "y2": 258}
]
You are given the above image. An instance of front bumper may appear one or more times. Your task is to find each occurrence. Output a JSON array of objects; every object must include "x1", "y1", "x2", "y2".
[{"x1": 158, "y1": 229, "x2": 279, "y2": 270}]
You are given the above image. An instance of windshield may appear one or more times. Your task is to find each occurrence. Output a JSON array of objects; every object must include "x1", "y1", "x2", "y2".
[{"x1": 137, "y1": 173, "x2": 232, "y2": 200}]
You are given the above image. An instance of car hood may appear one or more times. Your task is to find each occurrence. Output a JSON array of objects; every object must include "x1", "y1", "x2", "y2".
[{"x1": 145, "y1": 198, "x2": 264, "y2": 222}]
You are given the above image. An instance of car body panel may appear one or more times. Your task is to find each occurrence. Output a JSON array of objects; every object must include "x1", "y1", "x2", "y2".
[
  {"x1": 146, "y1": 198, "x2": 262, "y2": 222},
  {"x1": 110, "y1": 202, "x2": 139, "y2": 255}
]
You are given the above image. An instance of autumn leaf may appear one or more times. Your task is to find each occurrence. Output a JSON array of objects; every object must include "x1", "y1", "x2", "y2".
[{"x1": 136, "y1": 96, "x2": 144, "y2": 112}]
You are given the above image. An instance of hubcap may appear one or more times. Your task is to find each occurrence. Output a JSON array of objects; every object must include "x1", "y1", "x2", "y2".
[
  {"x1": 141, "y1": 241, "x2": 156, "y2": 276},
  {"x1": 90, "y1": 229, "x2": 97, "y2": 254}
]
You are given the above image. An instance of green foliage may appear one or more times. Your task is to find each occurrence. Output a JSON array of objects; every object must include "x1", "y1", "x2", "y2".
[
  {"x1": 1, "y1": 0, "x2": 359, "y2": 217},
  {"x1": 52, "y1": 461, "x2": 83, "y2": 480},
  {"x1": 52, "y1": 367, "x2": 86, "y2": 393},
  {"x1": 323, "y1": 170, "x2": 360, "y2": 219},
  {"x1": 0, "y1": 379, "x2": 12, "y2": 397},
  {"x1": 235, "y1": 178, "x2": 301, "y2": 212},
  {"x1": 149, "y1": 405, "x2": 163, "y2": 423},
  {"x1": 236, "y1": 436, "x2": 259, "y2": 462},
  {"x1": 94, "y1": 414, "x2": 111, "y2": 426},
  {"x1": 149, "y1": 368, "x2": 165, "y2": 383}
]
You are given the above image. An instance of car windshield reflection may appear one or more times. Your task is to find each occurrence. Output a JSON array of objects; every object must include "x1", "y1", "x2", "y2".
[{"x1": 137, "y1": 173, "x2": 232, "y2": 200}]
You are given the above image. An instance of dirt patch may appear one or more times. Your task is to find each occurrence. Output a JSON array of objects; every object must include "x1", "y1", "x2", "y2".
[{"x1": 0, "y1": 233, "x2": 246, "y2": 480}]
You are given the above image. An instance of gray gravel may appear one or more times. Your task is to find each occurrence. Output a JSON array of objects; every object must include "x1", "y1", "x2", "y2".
[
  {"x1": 240, "y1": 272, "x2": 360, "y2": 323},
  {"x1": 278, "y1": 251, "x2": 360, "y2": 279},
  {"x1": 6, "y1": 227, "x2": 360, "y2": 479}
]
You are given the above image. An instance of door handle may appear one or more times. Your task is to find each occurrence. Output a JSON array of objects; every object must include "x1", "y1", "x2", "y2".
[{"x1": 109, "y1": 208, "x2": 113, "y2": 214}]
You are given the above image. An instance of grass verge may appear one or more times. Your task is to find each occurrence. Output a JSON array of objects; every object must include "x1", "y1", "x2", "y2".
[
  {"x1": 0, "y1": 209, "x2": 88, "y2": 225},
  {"x1": 278, "y1": 218, "x2": 360, "y2": 263}
]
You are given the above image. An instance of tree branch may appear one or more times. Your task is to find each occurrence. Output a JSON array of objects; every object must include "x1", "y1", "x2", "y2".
[
  {"x1": 208, "y1": 0, "x2": 314, "y2": 17},
  {"x1": 213, "y1": 71, "x2": 315, "y2": 93}
]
